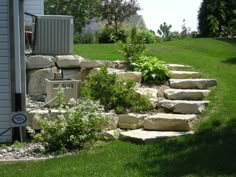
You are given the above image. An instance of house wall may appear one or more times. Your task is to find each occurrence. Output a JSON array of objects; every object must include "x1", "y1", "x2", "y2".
[
  {"x1": 24, "y1": 0, "x2": 44, "y2": 27},
  {"x1": 0, "y1": 0, "x2": 12, "y2": 143}
]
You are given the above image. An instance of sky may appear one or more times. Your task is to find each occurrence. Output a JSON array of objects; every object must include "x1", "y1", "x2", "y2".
[{"x1": 137, "y1": 0, "x2": 203, "y2": 33}]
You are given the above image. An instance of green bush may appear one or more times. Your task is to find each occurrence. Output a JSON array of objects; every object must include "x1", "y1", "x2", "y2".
[
  {"x1": 34, "y1": 99, "x2": 107, "y2": 152},
  {"x1": 131, "y1": 55, "x2": 170, "y2": 83},
  {"x1": 82, "y1": 66, "x2": 153, "y2": 113},
  {"x1": 78, "y1": 33, "x2": 98, "y2": 44},
  {"x1": 117, "y1": 27, "x2": 146, "y2": 66},
  {"x1": 139, "y1": 29, "x2": 157, "y2": 44},
  {"x1": 98, "y1": 26, "x2": 127, "y2": 43}
]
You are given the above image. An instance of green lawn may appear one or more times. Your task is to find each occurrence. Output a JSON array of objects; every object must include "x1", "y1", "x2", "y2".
[{"x1": 1, "y1": 38, "x2": 236, "y2": 177}]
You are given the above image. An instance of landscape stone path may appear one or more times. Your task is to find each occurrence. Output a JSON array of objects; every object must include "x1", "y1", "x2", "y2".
[{"x1": 117, "y1": 64, "x2": 217, "y2": 143}]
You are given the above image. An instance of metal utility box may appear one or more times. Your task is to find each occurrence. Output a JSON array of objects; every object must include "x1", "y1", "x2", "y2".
[
  {"x1": 33, "y1": 15, "x2": 74, "y2": 55},
  {"x1": 45, "y1": 79, "x2": 80, "y2": 107}
]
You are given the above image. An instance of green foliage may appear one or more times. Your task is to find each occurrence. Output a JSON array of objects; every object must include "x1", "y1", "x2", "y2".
[
  {"x1": 78, "y1": 33, "x2": 98, "y2": 44},
  {"x1": 139, "y1": 29, "x2": 157, "y2": 44},
  {"x1": 98, "y1": 26, "x2": 127, "y2": 43},
  {"x1": 45, "y1": 0, "x2": 100, "y2": 32},
  {"x1": 117, "y1": 27, "x2": 146, "y2": 65},
  {"x1": 99, "y1": 0, "x2": 140, "y2": 35},
  {"x1": 82, "y1": 66, "x2": 153, "y2": 113},
  {"x1": 34, "y1": 99, "x2": 107, "y2": 152},
  {"x1": 131, "y1": 55, "x2": 169, "y2": 83},
  {"x1": 157, "y1": 22, "x2": 172, "y2": 41},
  {"x1": 53, "y1": 85, "x2": 65, "y2": 107},
  {"x1": 198, "y1": 0, "x2": 236, "y2": 37}
]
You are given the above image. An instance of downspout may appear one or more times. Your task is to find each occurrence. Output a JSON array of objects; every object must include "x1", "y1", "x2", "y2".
[{"x1": 13, "y1": 0, "x2": 22, "y2": 111}]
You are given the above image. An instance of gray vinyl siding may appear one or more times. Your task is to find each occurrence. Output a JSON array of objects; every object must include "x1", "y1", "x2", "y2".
[
  {"x1": 0, "y1": 0, "x2": 12, "y2": 143},
  {"x1": 24, "y1": 0, "x2": 44, "y2": 27}
]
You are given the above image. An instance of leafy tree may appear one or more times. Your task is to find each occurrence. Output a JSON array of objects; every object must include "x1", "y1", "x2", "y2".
[
  {"x1": 198, "y1": 0, "x2": 236, "y2": 37},
  {"x1": 45, "y1": 0, "x2": 100, "y2": 32},
  {"x1": 157, "y1": 22, "x2": 172, "y2": 41},
  {"x1": 99, "y1": 0, "x2": 140, "y2": 35}
]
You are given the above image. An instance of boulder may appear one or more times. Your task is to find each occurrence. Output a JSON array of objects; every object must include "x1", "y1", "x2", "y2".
[
  {"x1": 28, "y1": 68, "x2": 56, "y2": 96},
  {"x1": 120, "y1": 129, "x2": 193, "y2": 143},
  {"x1": 100, "y1": 129, "x2": 121, "y2": 140},
  {"x1": 26, "y1": 55, "x2": 55, "y2": 69},
  {"x1": 80, "y1": 60, "x2": 111, "y2": 68},
  {"x1": 169, "y1": 71, "x2": 201, "y2": 79},
  {"x1": 159, "y1": 100, "x2": 209, "y2": 114},
  {"x1": 91, "y1": 68, "x2": 142, "y2": 83},
  {"x1": 28, "y1": 109, "x2": 65, "y2": 130},
  {"x1": 169, "y1": 79, "x2": 217, "y2": 89},
  {"x1": 100, "y1": 113, "x2": 119, "y2": 130},
  {"x1": 118, "y1": 113, "x2": 149, "y2": 129},
  {"x1": 135, "y1": 87, "x2": 158, "y2": 104},
  {"x1": 56, "y1": 55, "x2": 84, "y2": 68},
  {"x1": 116, "y1": 71, "x2": 142, "y2": 83},
  {"x1": 144, "y1": 113, "x2": 197, "y2": 131},
  {"x1": 164, "y1": 89, "x2": 210, "y2": 100}
]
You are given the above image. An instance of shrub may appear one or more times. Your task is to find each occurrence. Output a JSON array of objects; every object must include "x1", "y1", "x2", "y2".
[
  {"x1": 131, "y1": 55, "x2": 170, "y2": 83},
  {"x1": 78, "y1": 33, "x2": 98, "y2": 44},
  {"x1": 98, "y1": 26, "x2": 127, "y2": 43},
  {"x1": 34, "y1": 99, "x2": 107, "y2": 152},
  {"x1": 82, "y1": 66, "x2": 153, "y2": 113},
  {"x1": 139, "y1": 29, "x2": 157, "y2": 44},
  {"x1": 117, "y1": 27, "x2": 146, "y2": 66}
]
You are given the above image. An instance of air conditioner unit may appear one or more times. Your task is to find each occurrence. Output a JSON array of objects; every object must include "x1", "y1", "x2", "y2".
[{"x1": 33, "y1": 15, "x2": 74, "y2": 55}]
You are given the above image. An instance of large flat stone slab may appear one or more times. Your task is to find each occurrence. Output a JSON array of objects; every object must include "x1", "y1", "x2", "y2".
[
  {"x1": 144, "y1": 113, "x2": 197, "y2": 131},
  {"x1": 169, "y1": 79, "x2": 217, "y2": 89},
  {"x1": 159, "y1": 100, "x2": 209, "y2": 114},
  {"x1": 120, "y1": 129, "x2": 193, "y2": 143},
  {"x1": 56, "y1": 55, "x2": 84, "y2": 68},
  {"x1": 166, "y1": 64, "x2": 191, "y2": 70},
  {"x1": 26, "y1": 55, "x2": 55, "y2": 69},
  {"x1": 170, "y1": 71, "x2": 201, "y2": 79},
  {"x1": 118, "y1": 113, "x2": 149, "y2": 129},
  {"x1": 164, "y1": 89, "x2": 210, "y2": 100}
]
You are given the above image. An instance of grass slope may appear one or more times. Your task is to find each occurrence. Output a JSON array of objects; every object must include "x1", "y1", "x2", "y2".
[{"x1": 1, "y1": 39, "x2": 235, "y2": 177}]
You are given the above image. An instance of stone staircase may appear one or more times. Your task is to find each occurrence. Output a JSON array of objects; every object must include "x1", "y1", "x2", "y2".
[{"x1": 114, "y1": 64, "x2": 217, "y2": 143}]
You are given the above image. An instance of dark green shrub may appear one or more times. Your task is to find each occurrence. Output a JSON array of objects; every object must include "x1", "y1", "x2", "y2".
[
  {"x1": 74, "y1": 35, "x2": 79, "y2": 44},
  {"x1": 98, "y1": 26, "x2": 127, "y2": 43},
  {"x1": 34, "y1": 99, "x2": 107, "y2": 152},
  {"x1": 131, "y1": 55, "x2": 170, "y2": 83},
  {"x1": 82, "y1": 66, "x2": 153, "y2": 113}
]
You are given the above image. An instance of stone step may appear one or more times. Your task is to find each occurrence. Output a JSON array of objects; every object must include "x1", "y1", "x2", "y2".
[
  {"x1": 159, "y1": 100, "x2": 209, "y2": 114},
  {"x1": 144, "y1": 113, "x2": 197, "y2": 131},
  {"x1": 117, "y1": 113, "x2": 149, "y2": 130},
  {"x1": 169, "y1": 71, "x2": 201, "y2": 79},
  {"x1": 164, "y1": 89, "x2": 210, "y2": 100},
  {"x1": 120, "y1": 129, "x2": 193, "y2": 143},
  {"x1": 166, "y1": 64, "x2": 191, "y2": 70},
  {"x1": 169, "y1": 79, "x2": 217, "y2": 89}
]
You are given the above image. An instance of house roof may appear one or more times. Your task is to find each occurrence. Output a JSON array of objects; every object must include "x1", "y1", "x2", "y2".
[{"x1": 124, "y1": 15, "x2": 147, "y2": 29}]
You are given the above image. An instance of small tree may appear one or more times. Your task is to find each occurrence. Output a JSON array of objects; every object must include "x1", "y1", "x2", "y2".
[
  {"x1": 157, "y1": 22, "x2": 172, "y2": 41},
  {"x1": 45, "y1": 0, "x2": 100, "y2": 32},
  {"x1": 99, "y1": 0, "x2": 140, "y2": 36}
]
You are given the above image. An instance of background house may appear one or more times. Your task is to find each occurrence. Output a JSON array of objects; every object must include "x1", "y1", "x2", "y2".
[{"x1": 81, "y1": 15, "x2": 147, "y2": 34}]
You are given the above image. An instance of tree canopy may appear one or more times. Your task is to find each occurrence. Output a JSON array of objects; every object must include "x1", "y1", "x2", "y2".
[
  {"x1": 99, "y1": 0, "x2": 140, "y2": 34},
  {"x1": 45, "y1": 0, "x2": 100, "y2": 32},
  {"x1": 198, "y1": 0, "x2": 236, "y2": 37}
]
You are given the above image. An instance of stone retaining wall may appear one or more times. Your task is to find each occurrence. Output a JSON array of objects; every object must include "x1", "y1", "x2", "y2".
[{"x1": 26, "y1": 55, "x2": 131, "y2": 96}]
